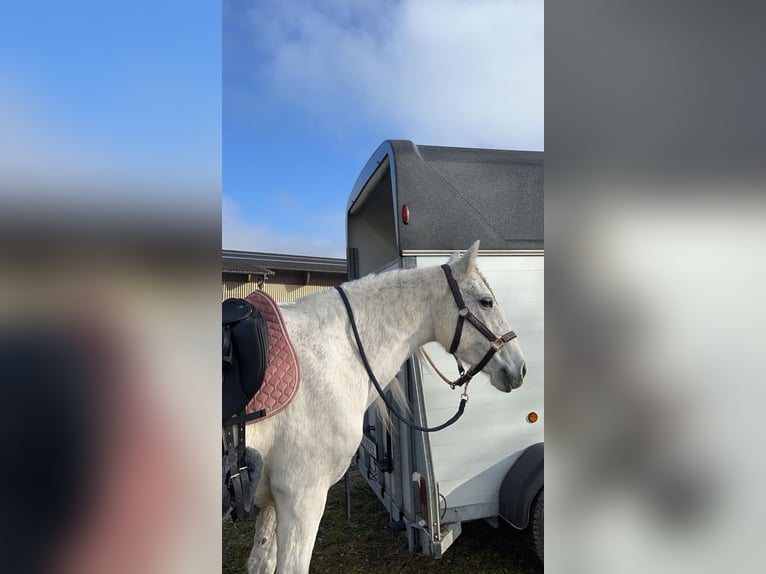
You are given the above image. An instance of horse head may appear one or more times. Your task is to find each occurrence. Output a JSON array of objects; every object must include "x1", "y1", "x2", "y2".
[{"x1": 435, "y1": 240, "x2": 527, "y2": 392}]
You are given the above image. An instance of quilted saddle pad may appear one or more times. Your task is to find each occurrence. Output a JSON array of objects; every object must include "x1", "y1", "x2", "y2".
[{"x1": 244, "y1": 290, "x2": 301, "y2": 422}]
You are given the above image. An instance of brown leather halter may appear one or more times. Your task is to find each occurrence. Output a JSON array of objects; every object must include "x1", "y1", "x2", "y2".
[
  {"x1": 440, "y1": 264, "x2": 517, "y2": 388},
  {"x1": 335, "y1": 262, "x2": 518, "y2": 433}
]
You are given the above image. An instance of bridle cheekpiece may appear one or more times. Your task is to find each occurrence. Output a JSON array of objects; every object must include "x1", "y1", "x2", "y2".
[{"x1": 440, "y1": 264, "x2": 517, "y2": 388}]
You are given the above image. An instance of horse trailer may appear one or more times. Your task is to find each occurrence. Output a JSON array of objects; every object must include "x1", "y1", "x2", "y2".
[{"x1": 346, "y1": 140, "x2": 544, "y2": 561}]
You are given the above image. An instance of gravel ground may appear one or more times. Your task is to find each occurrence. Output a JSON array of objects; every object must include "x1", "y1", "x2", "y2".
[{"x1": 223, "y1": 469, "x2": 542, "y2": 573}]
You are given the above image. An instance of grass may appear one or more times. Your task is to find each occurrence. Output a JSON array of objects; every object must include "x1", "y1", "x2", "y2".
[{"x1": 223, "y1": 469, "x2": 542, "y2": 573}]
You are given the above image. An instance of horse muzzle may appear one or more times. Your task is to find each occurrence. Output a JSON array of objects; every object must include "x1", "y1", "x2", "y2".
[{"x1": 496, "y1": 361, "x2": 526, "y2": 392}]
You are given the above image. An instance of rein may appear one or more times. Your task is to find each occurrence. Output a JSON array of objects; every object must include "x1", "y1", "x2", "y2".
[
  {"x1": 334, "y1": 263, "x2": 516, "y2": 433},
  {"x1": 335, "y1": 285, "x2": 467, "y2": 432}
]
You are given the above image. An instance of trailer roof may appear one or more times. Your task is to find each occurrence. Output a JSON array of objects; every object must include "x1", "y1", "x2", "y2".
[{"x1": 347, "y1": 140, "x2": 543, "y2": 253}]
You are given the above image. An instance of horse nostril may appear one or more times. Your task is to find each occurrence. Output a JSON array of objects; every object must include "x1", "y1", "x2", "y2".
[{"x1": 521, "y1": 362, "x2": 527, "y2": 379}]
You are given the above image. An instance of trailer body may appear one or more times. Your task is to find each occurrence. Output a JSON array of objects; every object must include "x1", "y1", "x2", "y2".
[{"x1": 347, "y1": 140, "x2": 543, "y2": 557}]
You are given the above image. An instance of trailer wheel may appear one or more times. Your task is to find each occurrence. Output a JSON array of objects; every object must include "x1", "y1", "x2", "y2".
[{"x1": 527, "y1": 488, "x2": 543, "y2": 563}]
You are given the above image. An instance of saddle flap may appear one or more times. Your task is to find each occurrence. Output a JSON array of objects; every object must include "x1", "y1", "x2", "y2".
[
  {"x1": 222, "y1": 301, "x2": 269, "y2": 421},
  {"x1": 222, "y1": 298, "x2": 254, "y2": 325}
]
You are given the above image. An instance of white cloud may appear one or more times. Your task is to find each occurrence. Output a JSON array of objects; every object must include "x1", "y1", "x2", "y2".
[
  {"x1": 246, "y1": 0, "x2": 543, "y2": 150},
  {"x1": 225, "y1": 0, "x2": 544, "y2": 256},
  {"x1": 222, "y1": 195, "x2": 345, "y2": 257}
]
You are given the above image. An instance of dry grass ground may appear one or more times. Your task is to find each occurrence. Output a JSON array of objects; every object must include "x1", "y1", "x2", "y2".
[{"x1": 223, "y1": 469, "x2": 542, "y2": 574}]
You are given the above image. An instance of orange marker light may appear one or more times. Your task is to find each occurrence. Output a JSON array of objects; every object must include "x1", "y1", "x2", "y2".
[{"x1": 527, "y1": 412, "x2": 539, "y2": 423}]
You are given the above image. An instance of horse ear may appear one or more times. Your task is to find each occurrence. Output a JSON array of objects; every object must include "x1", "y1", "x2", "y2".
[{"x1": 450, "y1": 240, "x2": 481, "y2": 277}]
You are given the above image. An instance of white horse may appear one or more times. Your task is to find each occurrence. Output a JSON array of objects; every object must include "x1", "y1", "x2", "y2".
[{"x1": 243, "y1": 241, "x2": 527, "y2": 573}]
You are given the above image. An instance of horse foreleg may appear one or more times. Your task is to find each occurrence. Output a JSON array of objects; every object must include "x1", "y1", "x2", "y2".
[
  {"x1": 272, "y1": 485, "x2": 329, "y2": 574},
  {"x1": 247, "y1": 505, "x2": 277, "y2": 574}
]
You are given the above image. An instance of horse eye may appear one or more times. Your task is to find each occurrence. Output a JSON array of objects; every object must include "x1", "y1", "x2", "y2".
[{"x1": 479, "y1": 298, "x2": 493, "y2": 309}]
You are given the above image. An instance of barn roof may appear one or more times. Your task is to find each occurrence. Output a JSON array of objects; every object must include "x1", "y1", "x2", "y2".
[{"x1": 222, "y1": 250, "x2": 347, "y2": 275}]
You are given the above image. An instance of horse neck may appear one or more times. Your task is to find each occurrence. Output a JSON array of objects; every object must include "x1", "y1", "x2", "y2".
[{"x1": 342, "y1": 266, "x2": 442, "y2": 388}]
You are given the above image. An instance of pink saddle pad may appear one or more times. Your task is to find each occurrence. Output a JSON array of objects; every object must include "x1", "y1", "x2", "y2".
[{"x1": 244, "y1": 291, "x2": 300, "y2": 422}]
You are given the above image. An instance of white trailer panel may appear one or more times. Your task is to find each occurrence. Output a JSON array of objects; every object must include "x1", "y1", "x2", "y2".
[
  {"x1": 346, "y1": 140, "x2": 544, "y2": 559},
  {"x1": 417, "y1": 254, "x2": 544, "y2": 513}
]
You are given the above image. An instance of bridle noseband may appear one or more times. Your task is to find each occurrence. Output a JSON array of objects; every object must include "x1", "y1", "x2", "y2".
[
  {"x1": 440, "y1": 264, "x2": 517, "y2": 388},
  {"x1": 334, "y1": 263, "x2": 517, "y2": 433}
]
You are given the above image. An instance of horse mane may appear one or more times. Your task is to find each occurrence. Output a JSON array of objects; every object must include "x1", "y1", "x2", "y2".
[
  {"x1": 342, "y1": 265, "x2": 436, "y2": 297},
  {"x1": 374, "y1": 377, "x2": 410, "y2": 432},
  {"x1": 343, "y1": 268, "x2": 435, "y2": 432},
  {"x1": 340, "y1": 259, "x2": 490, "y2": 432}
]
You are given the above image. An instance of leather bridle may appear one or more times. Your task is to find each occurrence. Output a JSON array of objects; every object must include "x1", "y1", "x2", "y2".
[
  {"x1": 335, "y1": 262, "x2": 517, "y2": 433},
  {"x1": 440, "y1": 264, "x2": 517, "y2": 388}
]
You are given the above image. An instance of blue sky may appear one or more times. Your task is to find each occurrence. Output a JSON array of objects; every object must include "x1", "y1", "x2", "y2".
[
  {"x1": 1, "y1": 1, "x2": 220, "y2": 199},
  {"x1": 1, "y1": 1, "x2": 541, "y2": 256},
  {"x1": 223, "y1": 0, "x2": 543, "y2": 257}
]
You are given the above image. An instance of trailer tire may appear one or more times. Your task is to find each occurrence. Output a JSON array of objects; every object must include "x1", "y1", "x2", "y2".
[{"x1": 527, "y1": 487, "x2": 543, "y2": 563}]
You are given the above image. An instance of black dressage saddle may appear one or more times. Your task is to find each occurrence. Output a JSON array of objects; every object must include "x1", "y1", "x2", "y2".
[{"x1": 222, "y1": 298, "x2": 268, "y2": 421}]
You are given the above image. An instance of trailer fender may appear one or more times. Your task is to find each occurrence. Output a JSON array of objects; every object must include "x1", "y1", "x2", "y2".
[{"x1": 498, "y1": 442, "x2": 544, "y2": 529}]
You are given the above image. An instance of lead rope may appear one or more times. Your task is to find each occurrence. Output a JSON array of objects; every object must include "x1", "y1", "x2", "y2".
[
  {"x1": 418, "y1": 347, "x2": 466, "y2": 390},
  {"x1": 335, "y1": 286, "x2": 469, "y2": 433}
]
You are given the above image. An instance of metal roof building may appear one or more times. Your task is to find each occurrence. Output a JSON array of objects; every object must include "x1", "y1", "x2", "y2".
[{"x1": 222, "y1": 250, "x2": 347, "y2": 303}]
